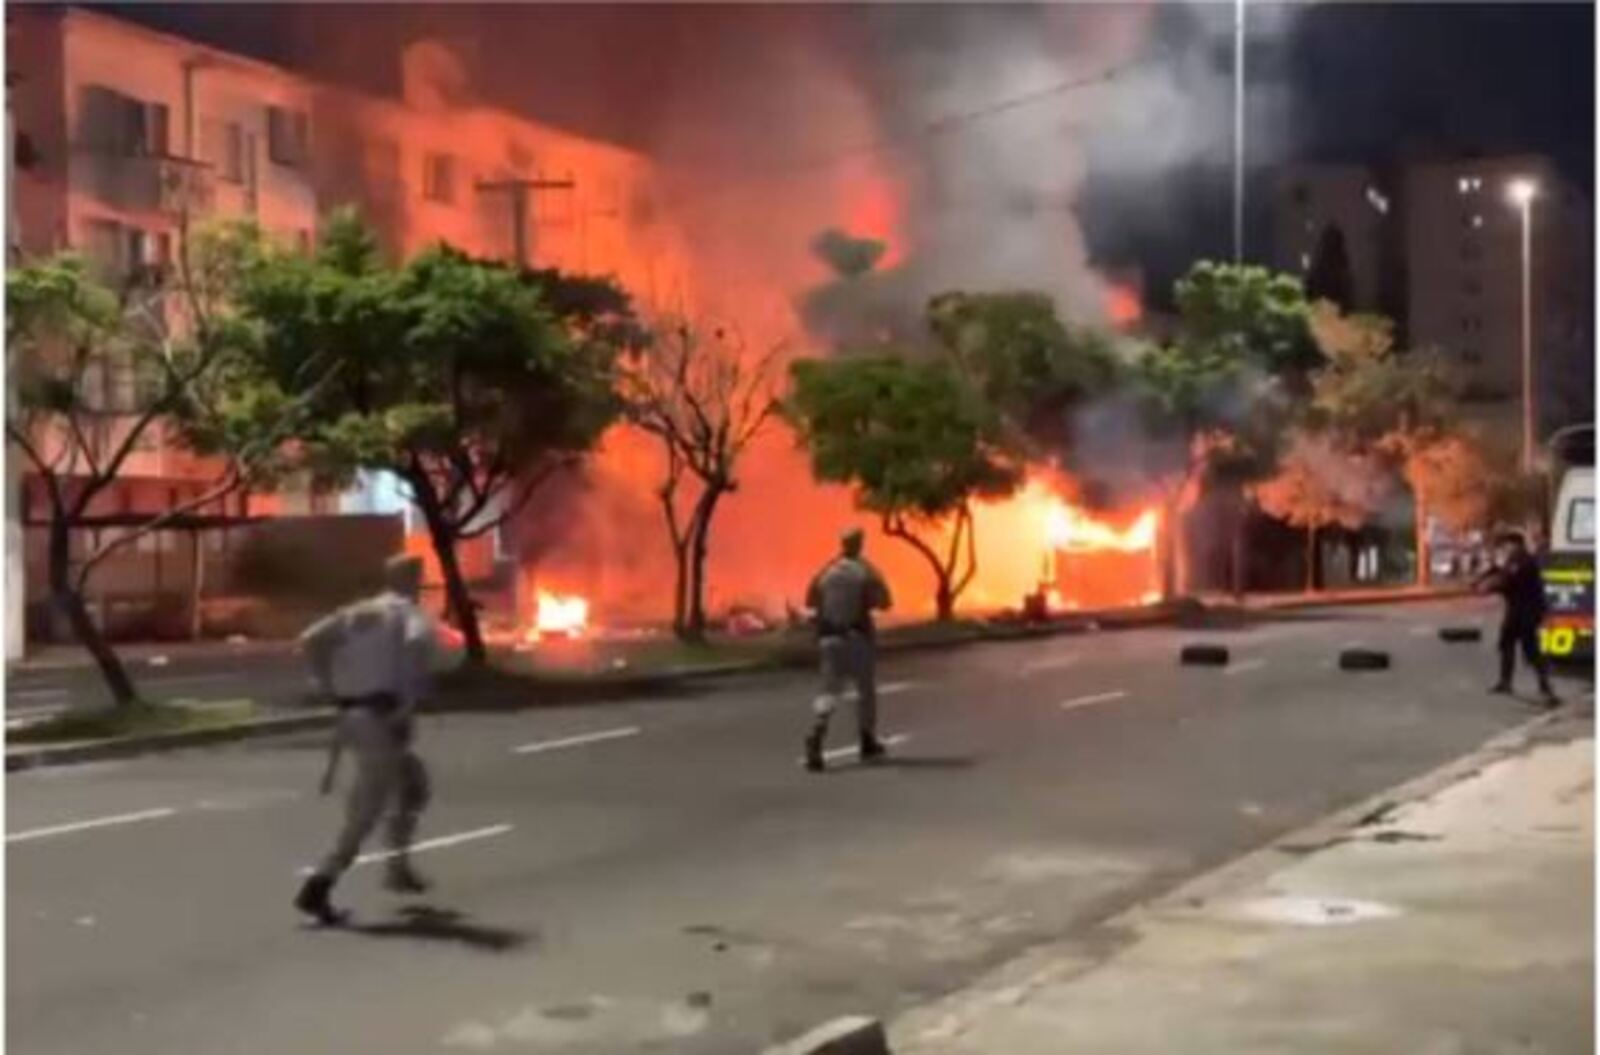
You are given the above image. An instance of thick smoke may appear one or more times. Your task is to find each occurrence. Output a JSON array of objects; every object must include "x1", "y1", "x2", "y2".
[{"x1": 214, "y1": 3, "x2": 1310, "y2": 618}]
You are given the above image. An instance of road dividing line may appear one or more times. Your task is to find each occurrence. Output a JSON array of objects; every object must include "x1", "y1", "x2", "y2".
[
  {"x1": 10, "y1": 687, "x2": 70, "y2": 701},
  {"x1": 819, "y1": 733, "x2": 911, "y2": 764},
  {"x1": 352, "y1": 824, "x2": 513, "y2": 868},
  {"x1": 878, "y1": 681, "x2": 919, "y2": 697},
  {"x1": 8, "y1": 807, "x2": 177, "y2": 844},
  {"x1": 1227, "y1": 659, "x2": 1267, "y2": 676},
  {"x1": 1059, "y1": 690, "x2": 1129, "y2": 712},
  {"x1": 512, "y1": 726, "x2": 641, "y2": 755},
  {"x1": 1021, "y1": 654, "x2": 1079, "y2": 676}
]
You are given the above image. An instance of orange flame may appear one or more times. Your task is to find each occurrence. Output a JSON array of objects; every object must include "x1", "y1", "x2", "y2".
[
  {"x1": 528, "y1": 590, "x2": 590, "y2": 641},
  {"x1": 1046, "y1": 505, "x2": 1158, "y2": 553},
  {"x1": 1104, "y1": 283, "x2": 1142, "y2": 328},
  {"x1": 968, "y1": 476, "x2": 1161, "y2": 614}
]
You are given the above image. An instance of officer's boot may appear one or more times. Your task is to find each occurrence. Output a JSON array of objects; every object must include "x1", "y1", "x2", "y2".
[
  {"x1": 384, "y1": 858, "x2": 431, "y2": 895},
  {"x1": 859, "y1": 732, "x2": 888, "y2": 763},
  {"x1": 294, "y1": 874, "x2": 346, "y2": 926},
  {"x1": 804, "y1": 724, "x2": 827, "y2": 773}
]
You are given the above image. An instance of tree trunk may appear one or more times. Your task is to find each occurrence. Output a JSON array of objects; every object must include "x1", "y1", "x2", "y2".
[
  {"x1": 682, "y1": 485, "x2": 724, "y2": 642},
  {"x1": 188, "y1": 529, "x2": 205, "y2": 640},
  {"x1": 1305, "y1": 523, "x2": 1319, "y2": 594},
  {"x1": 669, "y1": 539, "x2": 690, "y2": 639},
  {"x1": 882, "y1": 514, "x2": 956, "y2": 621},
  {"x1": 50, "y1": 517, "x2": 137, "y2": 707},
  {"x1": 1230, "y1": 494, "x2": 1250, "y2": 599},
  {"x1": 1159, "y1": 494, "x2": 1181, "y2": 601},
  {"x1": 1414, "y1": 491, "x2": 1431, "y2": 587},
  {"x1": 413, "y1": 478, "x2": 487, "y2": 665}
]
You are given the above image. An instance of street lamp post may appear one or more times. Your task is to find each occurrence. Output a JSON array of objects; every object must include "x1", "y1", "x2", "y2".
[
  {"x1": 1232, "y1": 0, "x2": 1246, "y2": 264},
  {"x1": 1507, "y1": 177, "x2": 1538, "y2": 472}
]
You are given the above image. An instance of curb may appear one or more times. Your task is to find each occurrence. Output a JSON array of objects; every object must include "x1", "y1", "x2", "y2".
[
  {"x1": 5, "y1": 710, "x2": 336, "y2": 773},
  {"x1": 764, "y1": 1016, "x2": 891, "y2": 1055},
  {"x1": 1217, "y1": 587, "x2": 1474, "y2": 614}
]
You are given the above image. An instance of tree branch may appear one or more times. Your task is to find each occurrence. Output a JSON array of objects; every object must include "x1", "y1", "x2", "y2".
[{"x1": 73, "y1": 463, "x2": 243, "y2": 589}]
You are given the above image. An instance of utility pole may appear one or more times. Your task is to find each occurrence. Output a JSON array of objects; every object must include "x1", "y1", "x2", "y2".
[
  {"x1": 475, "y1": 176, "x2": 576, "y2": 269},
  {"x1": 1507, "y1": 177, "x2": 1538, "y2": 472}
]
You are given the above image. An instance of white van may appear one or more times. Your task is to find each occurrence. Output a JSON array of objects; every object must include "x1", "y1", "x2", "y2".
[{"x1": 1541, "y1": 466, "x2": 1595, "y2": 662}]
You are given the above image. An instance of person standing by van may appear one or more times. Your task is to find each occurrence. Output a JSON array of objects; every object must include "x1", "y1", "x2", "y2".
[{"x1": 1476, "y1": 531, "x2": 1558, "y2": 707}]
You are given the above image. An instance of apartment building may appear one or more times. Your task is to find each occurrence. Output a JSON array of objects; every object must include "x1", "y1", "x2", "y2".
[
  {"x1": 7, "y1": 8, "x2": 692, "y2": 640},
  {"x1": 1273, "y1": 154, "x2": 1593, "y2": 443},
  {"x1": 1272, "y1": 163, "x2": 1392, "y2": 315},
  {"x1": 1402, "y1": 154, "x2": 1592, "y2": 436}
]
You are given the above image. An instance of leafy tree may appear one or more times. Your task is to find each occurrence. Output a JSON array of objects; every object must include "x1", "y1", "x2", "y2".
[
  {"x1": 788, "y1": 354, "x2": 1021, "y2": 619},
  {"x1": 235, "y1": 212, "x2": 622, "y2": 663},
  {"x1": 7, "y1": 229, "x2": 313, "y2": 706},
  {"x1": 1145, "y1": 262, "x2": 1315, "y2": 596},
  {"x1": 926, "y1": 290, "x2": 1122, "y2": 459},
  {"x1": 1309, "y1": 304, "x2": 1472, "y2": 585},
  {"x1": 620, "y1": 317, "x2": 783, "y2": 642},
  {"x1": 1256, "y1": 431, "x2": 1388, "y2": 591}
]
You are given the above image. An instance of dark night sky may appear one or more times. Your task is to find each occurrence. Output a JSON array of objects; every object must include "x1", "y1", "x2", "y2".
[{"x1": 97, "y1": 2, "x2": 1594, "y2": 294}]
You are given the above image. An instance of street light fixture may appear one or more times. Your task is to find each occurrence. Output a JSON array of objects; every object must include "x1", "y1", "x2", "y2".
[{"x1": 1506, "y1": 177, "x2": 1539, "y2": 472}]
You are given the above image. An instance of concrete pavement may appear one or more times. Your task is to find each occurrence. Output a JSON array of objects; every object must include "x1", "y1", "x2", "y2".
[
  {"x1": 7, "y1": 596, "x2": 1584, "y2": 1054},
  {"x1": 891, "y1": 710, "x2": 1593, "y2": 1055}
]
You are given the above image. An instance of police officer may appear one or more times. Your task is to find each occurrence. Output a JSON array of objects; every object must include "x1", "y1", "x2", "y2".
[
  {"x1": 1475, "y1": 531, "x2": 1558, "y2": 706},
  {"x1": 803, "y1": 528, "x2": 893, "y2": 772},
  {"x1": 294, "y1": 555, "x2": 439, "y2": 925}
]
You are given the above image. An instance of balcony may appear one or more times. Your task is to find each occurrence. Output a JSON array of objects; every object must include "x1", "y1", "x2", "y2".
[{"x1": 82, "y1": 151, "x2": 216, "y2": 219}]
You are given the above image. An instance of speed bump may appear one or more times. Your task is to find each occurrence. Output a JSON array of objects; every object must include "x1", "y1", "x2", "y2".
[
  {"x1": 1339, "y1": 648, "x2": 1391, "y2": 671},
  {"x1": 1180, "y1": 644, "x2": 1230, "y2": 667}
]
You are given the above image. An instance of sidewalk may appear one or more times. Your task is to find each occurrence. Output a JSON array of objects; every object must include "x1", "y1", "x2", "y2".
[{"x1": 890, "y1": 711, "x2": 1594, "y2": 1055}]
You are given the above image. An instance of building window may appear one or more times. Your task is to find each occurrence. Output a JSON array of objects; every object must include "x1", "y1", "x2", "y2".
[
  {"x1": 266, "y1": 106, "x2": 310, "y2": 168},
  {"x1": 1299, "y1": 252, "x2": 1312, "y2": 271},
  {"x1": 84, "y1": 87, "x2": 170, "y2": 157},
  {"x1": 1461, "y1": 277, "x2": 1482, "y2": 297},
  {"x1": 1456, "y1": 175, "x2": 1484, "y2": 195},
  {"x1": 1291, "y1": 183, "x2": 1310, "y2": 207},
  {"x1": 220, "y1": 121, "x2": 244, "y2": 183},
  {"x1": 1365, "y1": 186, "x2": 1390, "y2": 214},
  {"x1": 422, "y1": 153, "x2": 456, "y2": 204}
]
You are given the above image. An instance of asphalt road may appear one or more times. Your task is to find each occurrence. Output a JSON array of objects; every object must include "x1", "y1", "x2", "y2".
[{"x1": 7, "y1": 598, "x2": 1583, "y2": 1054}]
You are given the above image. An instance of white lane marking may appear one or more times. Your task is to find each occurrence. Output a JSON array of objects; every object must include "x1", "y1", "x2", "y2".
[
  {"x1": 512, "y1": 725, "x2": 640, "y2": 755},
  {"x1": 818, "y1": 733, "x2": 911, "y2": 763},
  {"x1": 8, "y1": 807, "x2": 177, "y2": 844},
  {"x1": 1021, "y1": 654, "x2": 1079, "y2": 676},
  {"x1": 878, "y1": 681, "x2": 919, "y2": 697},
  {"x1": 10, "y1": 687, "x2": 71, "y2": 701},
  {"x1": 1060, "y1": 690, "x2": 1129, "y2": 711},
  {"x1": 1228, "y1": 659, "x2": 1267, "y2": 676},
  {"x1": 352, "y1": 824, "x2": 514, "y2": 868}
]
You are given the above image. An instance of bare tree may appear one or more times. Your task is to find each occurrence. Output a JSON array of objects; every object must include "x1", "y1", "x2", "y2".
[{"x1": 621, "y1": 318, "x2": 783, "y2": 641}]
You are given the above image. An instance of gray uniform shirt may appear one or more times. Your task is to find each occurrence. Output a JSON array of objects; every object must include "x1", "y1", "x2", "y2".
[
  {"x1": 300, "y1": 591, "x2": 437, "y2": 712},
  {"x1": 807, "y1": 557, "x2": 892, "y2": 637}
]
